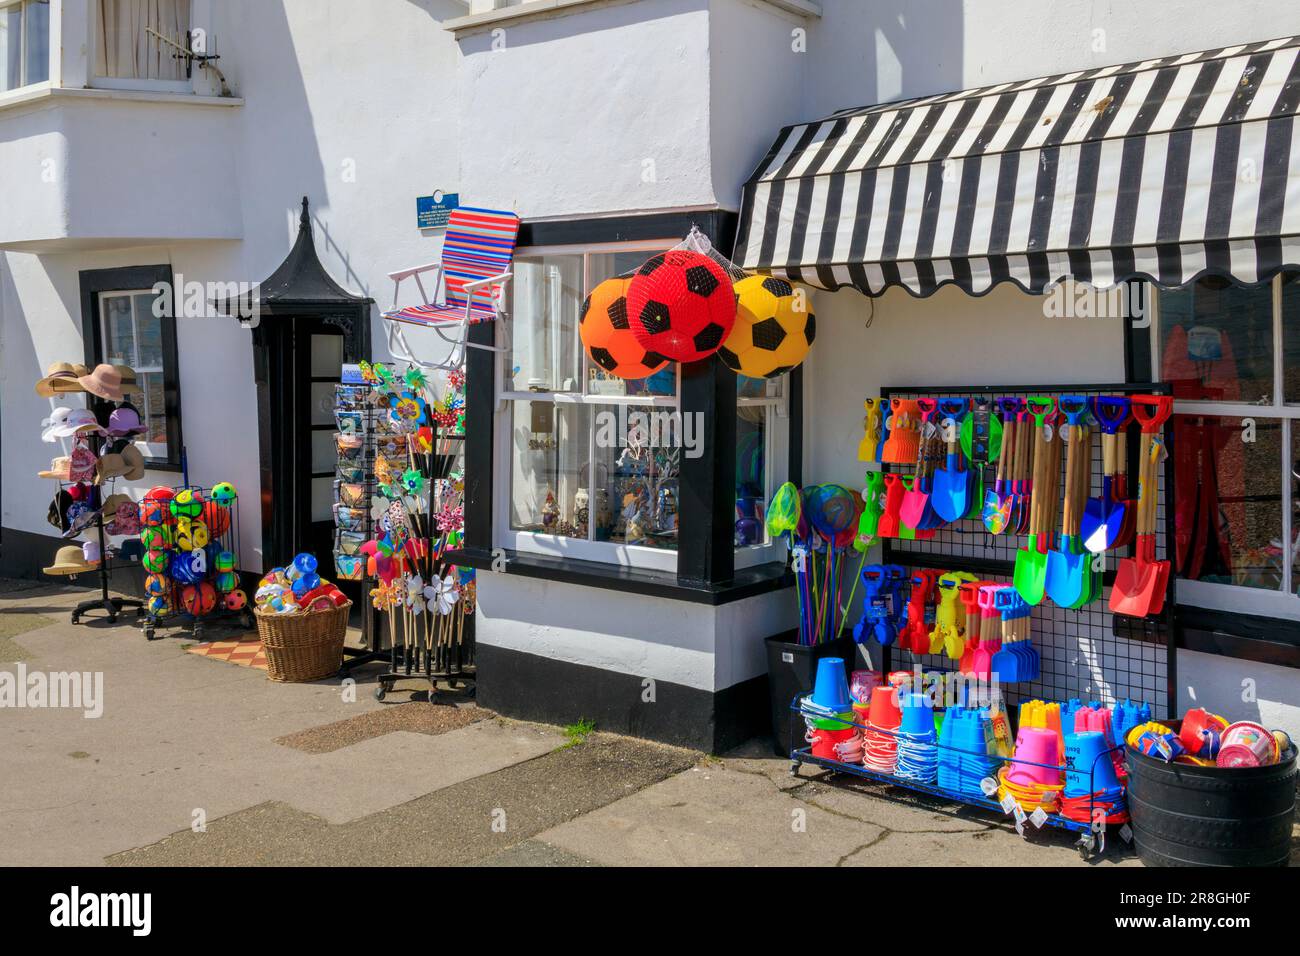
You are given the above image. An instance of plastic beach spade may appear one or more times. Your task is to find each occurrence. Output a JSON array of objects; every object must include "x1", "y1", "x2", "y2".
[
  {"x1": 1012, "y1": 397, "x2": 1056, "y2": 606},
  {"x1": 1110, "y1": 396, "x2": 1173, "y2": 618},
  {"x1": 900, "y1": 399, "x2": 939, "y2": 529},
  {"x1": 1082, "y1": 396, "x2": 1130, "y2": 554},
  {"x1": 1045, "y1": 396, "x2": 1091, "y2": 608},
  {"x1": 931, "y1": 398, "x2": 971, "y2": 523}
]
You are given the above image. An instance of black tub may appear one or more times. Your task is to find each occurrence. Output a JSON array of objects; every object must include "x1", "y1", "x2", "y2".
[
  {"x1": 1126, "y1": 730, "x2": 1296, "y2": 868},
  {"x1": 765, "y1": 634, "x2": 857, "y2": 757}
]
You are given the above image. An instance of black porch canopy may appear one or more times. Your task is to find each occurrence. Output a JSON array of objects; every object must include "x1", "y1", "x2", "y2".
[{"x1": 734, "y1": 35, "x2": 1300, "y2": 297}]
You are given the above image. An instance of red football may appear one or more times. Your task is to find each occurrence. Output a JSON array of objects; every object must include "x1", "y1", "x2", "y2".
[{"x1": 626, "y1": 250, "x2": 736, "y2": 363}]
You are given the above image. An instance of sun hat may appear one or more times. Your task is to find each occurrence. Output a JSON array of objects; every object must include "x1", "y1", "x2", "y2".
[
  {"x1": 68, "y1": 441, "x2": 98, "y2": 482},
  {"x1": 42, "y1": 408, "x2": 104, "y2": 442},
  {"x1": 120, "y1": 444, "x2": 146, "y2": 480},
  {"x1": 95, "y1": 453, "x2": 127, "y2": 483},
  {"x1": 43, "y1": 544, "x2": 100, "y2": 576},
  {"x1": 77, "y1": 364, "x2": 126, "y2": 401},
  {"x1": 112, "y1": 365, "x2": 142, "y2": 394},
  {"x1": 106, "y1": 405, "x2": 146, "y2": 436},
  {"x1": 35, "y1": 362, "x2": 91, "y2": 398},
  {"x1": 38, "y1": 457, "x2": 72, "y2": 480}
]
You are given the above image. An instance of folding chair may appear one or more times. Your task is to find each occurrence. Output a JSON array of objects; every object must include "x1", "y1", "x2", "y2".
[{"x1": 382, "y1": 207, "x2": 521, "y2": 370}]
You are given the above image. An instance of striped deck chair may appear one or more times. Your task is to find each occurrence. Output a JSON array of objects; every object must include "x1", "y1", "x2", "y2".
[{"x1": 382, "y1": 207, "x2": 521, "y2": 369}]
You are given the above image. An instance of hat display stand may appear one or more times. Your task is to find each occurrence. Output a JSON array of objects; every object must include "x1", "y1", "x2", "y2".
[
  {"x1": 788, "y1": 381, "x2": 1175, "y2": 861},
  {"x1": 36, "y1": 367, "x2": 144, "y2": 627}
]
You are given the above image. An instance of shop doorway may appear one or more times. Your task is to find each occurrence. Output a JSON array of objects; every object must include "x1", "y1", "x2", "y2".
[
  {"x1": 258, "y1": 319, "x2": 348, "y2": 564},
  {"x1": 227, "y1": 198, "x2": 373, "y2": 569}
]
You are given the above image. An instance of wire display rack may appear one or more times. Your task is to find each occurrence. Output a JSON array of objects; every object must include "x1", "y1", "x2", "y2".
[
  {"x1": 789, "y1": 381, "x2": 1176, "y2": 860},
  {"x1": 877, "y1": 382, "x2": 1177, "y2": 717}
]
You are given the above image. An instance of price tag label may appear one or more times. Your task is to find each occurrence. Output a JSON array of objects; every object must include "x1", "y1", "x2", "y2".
[
  {"x1": 980, "y1": 777, "x2": 999, "y2": 797},
  {"x1": 999, "y1": 794, "x2": 1018, "y2": 814},
  {"x1": 1120, "y1": 824, "x2": 1133, "y2": 844},
  {"x1": 1029, "y1": 807, "x2": 1048, "y2": 829}
]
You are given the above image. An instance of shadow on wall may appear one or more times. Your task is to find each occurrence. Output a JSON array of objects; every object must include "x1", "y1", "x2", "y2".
[{"x1": 805, "y1": 0, "x2": 965, "y2": 117}]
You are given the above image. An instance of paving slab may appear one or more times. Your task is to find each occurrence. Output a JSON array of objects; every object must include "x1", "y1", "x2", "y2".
[{"x1": 108, "y1": 734, "x2": 697, "y2": 866}]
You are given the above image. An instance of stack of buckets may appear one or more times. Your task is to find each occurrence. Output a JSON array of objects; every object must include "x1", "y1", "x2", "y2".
[
  {"x1": 1000, "y1": 726, "x2": 1066, "y2": 811},
  {"x1": 863, "y1": 685, "x2": 902, "y2": 772},
  {"x1": 802, "y1": 658, "x2": 864, "y2": 763},
  {"x1": 895, "y1": 694, "x2": 938, "y2": 783},
  {"x1": 937, "y1": 707, "x2": 1000, "y2": 797}
]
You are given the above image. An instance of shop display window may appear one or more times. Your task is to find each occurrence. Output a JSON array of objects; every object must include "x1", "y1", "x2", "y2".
[
  {"x1": 1154, "y1": 272, "x2": 1300, "y2": 617},
  {"x1": 98, "y1": 288, "x2": 177, "y2": 463},
  {"x1": 498, "y1": 239, "x2": 789, "y2": 570}
]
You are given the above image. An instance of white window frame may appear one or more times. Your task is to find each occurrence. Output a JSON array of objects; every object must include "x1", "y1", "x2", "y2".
[
  {"x1": 492, "y1": 239, "x2": 790, "y2": 572},
  {"x1": 1149, "y1": 275, "x2": 1300, "y2": 621},
  {"x1": 98, "y1": 288, "x2": 168, "y2": 461},
  {"x1": 89, "y1": 0, "x2": 193, "y2": 94},
  {"x1": 736, "y1": 380, "x2": 789, "y2": 569},
  {"x1": 0, "y1": 0, "x2": 49, "y2": 92}
]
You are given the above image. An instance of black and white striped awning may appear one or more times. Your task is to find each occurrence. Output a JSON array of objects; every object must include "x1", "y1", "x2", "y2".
[{"x1": 734, "y1": 35, "x2": 1300, "y2": 297}]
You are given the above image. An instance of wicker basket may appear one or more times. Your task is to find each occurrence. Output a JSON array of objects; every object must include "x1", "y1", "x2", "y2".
[{"x1": 255, "y1": 601, "x2": 352, "y2": 682}]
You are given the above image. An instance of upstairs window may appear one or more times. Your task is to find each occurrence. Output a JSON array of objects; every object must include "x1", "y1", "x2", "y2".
[
  {"x1": 94, "y1": 0, "x2": 191, "y2": 91},
  {"x1": 0, "y1": 0, "x2": 49, "y2": 92}
]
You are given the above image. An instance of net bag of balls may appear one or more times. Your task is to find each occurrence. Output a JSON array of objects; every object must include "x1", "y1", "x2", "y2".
[{"x1": 254, "y1": 570, "x2": 352, "y2": 682}]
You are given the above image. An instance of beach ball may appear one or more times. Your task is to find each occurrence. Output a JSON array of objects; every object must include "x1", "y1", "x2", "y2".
[
  {"x1": 147, "y1": 594, "x2": 171, "y2": 616},
  {"x1": 579, "y1": 276, "x2": 671, "y2": 380},
  {"x1": 210, "y1": 482, "x2": 237, "y2": 506},
  {"x1": 144, "y1": 573, "x2": 169, "y2": 596},
  {"x1": 181, "y1": 581, "x2": 217, "y2": 616},
  {"x1": 201, "y1": 500, "x2": 231, "y2": 537},
  {"x1": 215, "y1": 570, "x2": 238, "y2": 594},
  {"x1": 170, "y1": 488, "x2": 203, "y2": 519},
  {"x1": 140, "y1": 525, "x2": 172, "y2": 551},
  {"x1": 143, "y1": 549, "x2": 169, "y2": 574},
  {"x1": 215, "y1": 551, "x2": 236, "y2": 573},
  {"x1": 718, "y1": 276, "x2": 815, "y2": 379},
  {"x1": 176, "y1": 520, "x2": 210, "y2": 551},
  {"x1": 140, "y1": 499, "x2": 168, "y2": 527},
  {"x1": 223, "y1": 589, "x2": 247, "y2": 611},
  {"x1": 626, "y1": 250, "x2": 736, "y2": 363}
]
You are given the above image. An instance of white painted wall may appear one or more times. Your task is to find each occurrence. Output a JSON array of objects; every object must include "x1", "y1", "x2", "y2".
[{"x1": 476, "y1": 570, "x2": 798, "y2": 691}]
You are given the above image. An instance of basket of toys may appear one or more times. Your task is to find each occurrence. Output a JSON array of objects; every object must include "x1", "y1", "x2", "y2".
[{"x1": 254, "y1": 553, "x2": 352, "y2": 682}]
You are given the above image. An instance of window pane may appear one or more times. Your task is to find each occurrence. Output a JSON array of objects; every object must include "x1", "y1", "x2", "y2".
[
  {"x1": 310, "y1": 333, "x2": 343, "y2": 377},
  {"x1": 1282, "y1": 271, "x2": 1300, "y2": 405},
  {"x1": 132, "y1": 293, "x2": 164, "y2": 368},
  {"x1": 509, "y1": 400, "x2": 590, "y2": 539},
  {"x1": 1173, "y1": 414, "x2": 1282, "y2": 591},
  {"x1": 1159, "y1": 277, "x2": 1272, "y2": 403},
  {"x1": 24, "y1": 0, "x2": 47, "y2": 85},
  {"x1": 736, "y1": 406, "x2": 767, "y2": 547},
  {"x1": 1293, "y1": 425, "x2": 1300, "y2": 597},
  {"x1": 140, "y1": 371, "x2": 167, "y2": 448},
  {"x1": 96, "y1": 0, "x2": 190, "y2": 80},
  {"x1": 1, "y1": 5, "x2": 21, "y2": 92},
  {"x1": 584, "y1": 249, "x2": 678, "y2": 398},
  {"x1": 591, "y1": 404, "x2": 680, "y2": 550},
  {"x1": 103, "y1": 295, "x2": 136, "y2": 365},
  {"x1": 508, "y1": 255, "x2": 582, "y2": 393}
]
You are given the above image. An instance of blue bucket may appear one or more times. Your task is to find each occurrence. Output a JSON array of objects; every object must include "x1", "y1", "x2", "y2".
[{"x1": 810, "y1": 657, "x2": 852, "y2": 713}]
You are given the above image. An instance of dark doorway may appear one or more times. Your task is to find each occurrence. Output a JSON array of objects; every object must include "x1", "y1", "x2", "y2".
[{"x1": 258, "y1": 318, "x2": 348, "y2": 565}]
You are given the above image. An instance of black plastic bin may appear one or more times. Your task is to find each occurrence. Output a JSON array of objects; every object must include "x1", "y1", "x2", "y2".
[
  {"x1": 765, "y1": 633, "x2": 857, "y2": 757},
  {"x1": 1126, "y1": 730, "x2": 1296, "y2": 867}
]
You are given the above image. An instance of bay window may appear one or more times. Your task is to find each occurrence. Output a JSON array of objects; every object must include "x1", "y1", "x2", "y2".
[
  {"x1": 496, "y1": 240, "x2": 789, "y2": 573},
  {"x1": 1151, "y1": 272, "x2": 1300, "y2": 620},
  {"x1": 1, "y1": 0, "x2": 49, "y2": 92},
  {"x1": 93, "y1": 0, "x2": 191, "y2": 91}
]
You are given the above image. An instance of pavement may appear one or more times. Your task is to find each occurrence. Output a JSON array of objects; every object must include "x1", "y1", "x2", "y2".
[{"x1": 3, "y1": 580, "x2": 1285, "y2": 867}]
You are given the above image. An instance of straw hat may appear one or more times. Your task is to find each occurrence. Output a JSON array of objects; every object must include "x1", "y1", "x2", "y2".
[
  {"x1": 77, "y1": 364, "x2": 126, "y2": 401},
  {"x1": 95, "y1": 444, "x2": 145, "y2": 483},
  {"x1": 43, "y1": 544, "x2": 100, "y2": 576},
  {"x1": 113, "y1": 365, "x2": 143, "y2": 395},
  {"x1": 38, "y1": 457, "x2": 72, "y2": 480},
  {"x1": 35, "y1": 362, "x2": 90, "y2": 398}
]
